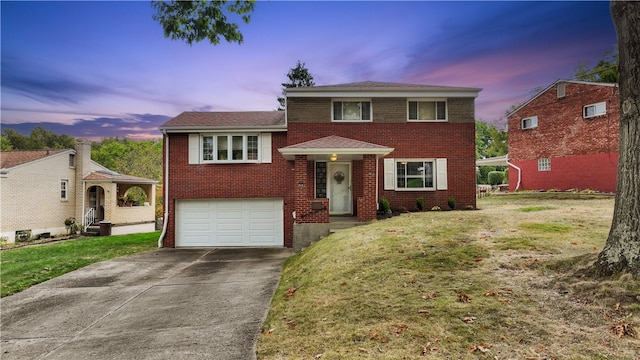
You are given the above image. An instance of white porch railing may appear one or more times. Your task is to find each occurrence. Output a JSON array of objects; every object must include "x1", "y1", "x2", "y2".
[{"x1": 84, "y1": 207, "x2": 96, "y2": 227}]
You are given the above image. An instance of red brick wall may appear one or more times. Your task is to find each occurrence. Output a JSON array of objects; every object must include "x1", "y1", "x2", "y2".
[
  {"x1": 163, "y1": 132, "x2": 294, "y2": 248},
  {"x1": 508, "y1": 82, "x2": 619, "y2": 192},
  {"x1": 288, "y1": 122, "x2": 477, "y2": 211},
  {"x1": 509, "y1": 153, "x2": 618, "y2": 193}
]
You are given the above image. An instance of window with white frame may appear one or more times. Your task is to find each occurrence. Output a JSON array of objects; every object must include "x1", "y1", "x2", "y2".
[
  {"x1": 61, "y1": 180, "x2": 69, "y2": 200},
  {"x1": 538, "y1": 158, "x2": 551, "y2": 171},
  {"x1": 396, "y1": 160, "x2": 435, "y2": 190},
  {"x1": 201, "y1": 134, "x2": 259, "y2": 163},
  {"x1": 332, "y1": 100, "x2": 371, "y2": 121},
  {"x1": 583, "y1": 101, "x2": 606, "y2": 118},
  {"x1": 408, "y1": 100, "x2": 447, "y2": 121},
  {"x1": 522, "y1": 116, "x2": 538, "y2": 129}
]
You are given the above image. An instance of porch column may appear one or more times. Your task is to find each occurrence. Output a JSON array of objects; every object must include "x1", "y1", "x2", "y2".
[
  {"x1": 294, "y1": 155, "x2": 308, "y2": 222},
  {"x1": 358, "y1": 154, "x2": 378, "y2": 222}
]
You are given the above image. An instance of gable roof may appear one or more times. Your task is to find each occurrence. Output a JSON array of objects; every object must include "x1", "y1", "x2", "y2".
[
  {"x1": 507, "y1": 79, "x2": 618, "y2": 117},
  {"x1": 0, "y1": 149, "x2": 70, "y2": 169},
  {"x1": 278, "y1": 135, "x2": 394, "y2": 160},
  {"x1": 286, "y1": 81, "x2": 481, "y2": 98},
  {"x1": 159, "y1": 111, "x2": 286, "y2": 133}
]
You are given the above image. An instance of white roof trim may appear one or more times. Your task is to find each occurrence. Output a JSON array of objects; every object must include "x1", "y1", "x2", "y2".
[
  {"x1": 287, "y1": 90, "x2": 479, "y2": 98},
  {"x1": 278, "y1": 147, "x2": 393, "y2": 161},
  {"x1": 160, "y1": 126, "x2": 287, "y2": 133}
]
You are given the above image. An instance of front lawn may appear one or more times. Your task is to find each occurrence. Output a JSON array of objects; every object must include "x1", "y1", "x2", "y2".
[
  {"x1": 0, "y1": 231, "x2": 159, "y2": 297},
  {"x1": 258, "y1": 195, "x2": 639, "y2": 359}
]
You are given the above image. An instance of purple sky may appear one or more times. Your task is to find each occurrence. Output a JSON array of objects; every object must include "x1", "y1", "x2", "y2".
[{"x1": 1, "y1": 1, "x2": 617, "y2": 140}]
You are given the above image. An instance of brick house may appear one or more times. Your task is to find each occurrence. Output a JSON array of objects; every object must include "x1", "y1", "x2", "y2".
[
  {"x1": 159, "y1": 81, "x2": 481, "y2": 250},
  {"x1": 507, "y1": 80, "x2": 619, "y2": 192},
  {"x1": 0, "y1": 140, "x2": 157, "y2": 243}
]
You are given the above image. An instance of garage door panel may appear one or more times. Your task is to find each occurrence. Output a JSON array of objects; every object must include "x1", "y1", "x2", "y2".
[{"x1": 176, "y1": 199, "x2": 283, "y2": 247}]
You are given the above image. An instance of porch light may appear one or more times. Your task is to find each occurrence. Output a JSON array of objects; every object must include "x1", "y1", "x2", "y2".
[{"x1": 330, "y1": 153, "x2": 338, "y2": 161}]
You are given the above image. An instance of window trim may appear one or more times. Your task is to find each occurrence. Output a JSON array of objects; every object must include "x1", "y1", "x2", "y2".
[
  {"x1": 407, "y1": 98, "x2": 448, "y2": 122},
  {"x1": 200, "y1": 133, "x2": 260, "y2": 164},
  {"x1": 331, "y1": 98, "x2": 372, "y2": 122},
  {"x1": 394, "y1": 158, "x2": 436, "y2": 191},
  {"x1": 61, "y1": 179, "x2": 69, "y2": 201},
  {"x1": 583, "y1": 101, "x2": 606, "y2": 119},
  {"x1": 538, "y1": 158, "x2": 551, "y2": 171},
  {"x1": 522, "y1": 116, "x2": 538, "y2": 130}
]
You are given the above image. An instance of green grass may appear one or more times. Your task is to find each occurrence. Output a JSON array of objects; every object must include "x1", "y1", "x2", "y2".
[
  {"x1": 0, "y1": 232, "x2": 159, "y2": 297},
  {"x1": 258, "y1": 196, "x2": 639, "y2": 359},
  {"x1": 518, "y1": 206, "x2": 555, "y2": 212}
]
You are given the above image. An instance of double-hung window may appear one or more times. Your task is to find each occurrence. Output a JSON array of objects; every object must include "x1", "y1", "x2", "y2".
[
  {"x1": 61, "y1": 180, "x2": 69, "y2": 201},
  {"x1": 333, "y1": 100, "x2": 371, "y2": 121},
  {"x1": 408, "y1": 100, "x2": 447, "y2": 121},
  {"x1": 202, "y1": 134, "x2": 259, "y2": 163},
  {"x1": 396, "y1": 160, "x2": 435, "y2": 190},
  {"x1": 522, "y1": 116, "x2": 538, "y2": 129},
  {"x1": 583, "y1": 102, "x2": 606, "y2": 118}
]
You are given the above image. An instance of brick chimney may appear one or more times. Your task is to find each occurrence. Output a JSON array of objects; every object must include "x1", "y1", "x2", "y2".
[{"x1": 74, "y1": 139, "x2": 92, "y2": 222}]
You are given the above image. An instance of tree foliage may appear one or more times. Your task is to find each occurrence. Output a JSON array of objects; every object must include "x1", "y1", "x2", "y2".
[
  {"x1": 91, "y1": 138, "x2": 163, "y2": 182},
  {"x1": 475, "y1": 121, "x2": 507, "y2": 159},
  {"x1": 1, "y1": 127, "x2": 75, "y2": 150},
  {"x1": 594, "y1": 1, "x2": 640, "y2": 278},
  {"x1": 573, "y1": 48, "x2": 619, "y2": 83},
  {"x1": 277, "y1": 60, "x2": 316, "y2": 110},
  {"x1": 151, "y1": 0, "x2": 255, "y2": 46}
]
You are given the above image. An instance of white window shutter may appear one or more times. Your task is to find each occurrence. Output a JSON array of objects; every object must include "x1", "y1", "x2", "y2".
[
  {"x1": 383, "y1": 158, "x2": 395, "y2": 190},
  {"x1": 188, "y1": 134, "x2": 200, "y2": 164},
  {"x1": 436, "y1": 158, "x2": 448, "y2": 190},
  {"x1": 261, "y1": 133, "x2": 272, "y2": 163}
]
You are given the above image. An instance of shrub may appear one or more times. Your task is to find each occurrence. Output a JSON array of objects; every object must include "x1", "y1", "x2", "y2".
[
  {"x1": 431, "y1": 205, "x2": 441, "y2": 211},
  {"x1": 379, "y1": 197, "x2": 391, "y2": 214},
  {"x1": 447, "y1": 197, "x2": 457, "y2": 210},
  {"x1": 488, "y1": 171, "x2": 505, "y2": 185},
  {"x1": 416, "y1": 197, "x2": 425, "y2": 211}
]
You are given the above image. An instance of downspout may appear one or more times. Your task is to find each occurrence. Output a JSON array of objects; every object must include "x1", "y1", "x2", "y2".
[
  {"x1": 157, "y1": 131, "x2": 169, "y2": 248},
  {"x1": 82, "y1": 180, "x2": 86, "y2": 227},
  {"x1": 506, "y1": 155, "x2": 522, "y2": 191}
]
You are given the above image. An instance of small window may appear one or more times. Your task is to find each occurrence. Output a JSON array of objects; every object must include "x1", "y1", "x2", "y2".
[
  {"x1": 68, "y1": 154, "x2": 75, "y2": 167},
  {"x1": 583, "y1": 102, "x2": 606, "y2": 118},
  {"x1": 201, "y1": 134, "x2": 259, "y2": 163},
  {"x1": 332, "y1": 100, "x2": 371, "y2": 121},
  {"x1": 522, "y1": 116, "x2": 538, "y2": 129},
  {"x1": 61, "y1": 180, "x2": 69, "y2": 200},
  {"x1": 538, "y1": 158, "x2": 551, "y2": 171},
  {"x1": 408, "y1": 100, "x2": 447, "y2": 121}
]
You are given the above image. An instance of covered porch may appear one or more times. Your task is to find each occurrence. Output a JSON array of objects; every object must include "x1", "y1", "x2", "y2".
[
  {"x1": 279, "y1": 136, "x2": 393, "y2": 251},
  {"x1": 82, "y1": 170, "x2": 158, "y2": 236}
]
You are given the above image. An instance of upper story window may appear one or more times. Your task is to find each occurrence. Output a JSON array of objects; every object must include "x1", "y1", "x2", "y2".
[
  {"x1": 522, "y1": 116, "x2": 538, "y2": 130},
  {"x1": 583, "y1": 101, "x2": 606, "y2": 118},
  {"x1": 61, "y1": 180, "x2": 69, "y2": 201},
  {"x1": 202, "y1": 134, "x2": 259, "y2": 163},
  {"x1": 68, "y1": 154, "x2": 75, "y2": 167},
  {"x1": 408, "y1": 100, "x2": 447, "y2": 121},
  {"x1": 332, "y1": 99, "x2": 371, "y2": 121}
]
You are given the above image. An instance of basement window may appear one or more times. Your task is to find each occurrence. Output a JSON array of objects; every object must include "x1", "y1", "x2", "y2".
[{"x1": 538, "y1": 158, "x2": 551, "y2": 171}]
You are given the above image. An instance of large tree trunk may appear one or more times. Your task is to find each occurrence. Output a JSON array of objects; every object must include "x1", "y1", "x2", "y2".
[{"x1": 595, "y1": 1, "x2": 640, "y2": 278}]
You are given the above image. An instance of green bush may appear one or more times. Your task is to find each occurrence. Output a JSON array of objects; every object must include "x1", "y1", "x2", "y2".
[
  {"x1": 416, "y1": 197, "x2": 425, "y2": 211},
  {"x1": 488, "y1": 171, "x2": 505, "y2": 185},
  {"x1": 447, "y1": 197, "x2": 457, "y2": 210},
  {"x1": 380, "y1": 197, "x2": 391, "y2": 214}
]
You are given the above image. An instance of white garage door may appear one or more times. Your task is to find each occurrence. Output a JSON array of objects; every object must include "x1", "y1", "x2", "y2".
[{"x1": 176, "y1": 198, "x2": 284, "y2": 247}]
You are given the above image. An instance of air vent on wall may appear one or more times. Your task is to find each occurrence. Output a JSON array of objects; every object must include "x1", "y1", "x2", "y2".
[{"x1": 557, "y1": 83, "x2": 566, "y2": 98}]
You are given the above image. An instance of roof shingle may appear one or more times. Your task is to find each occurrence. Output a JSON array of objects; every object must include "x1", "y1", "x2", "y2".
[
  {"x1": 0, "y1": 150, "x2": 67, "y2": 169},
  {"x1": 160, "y1": 111, "x2": 285, "y2": 129}
]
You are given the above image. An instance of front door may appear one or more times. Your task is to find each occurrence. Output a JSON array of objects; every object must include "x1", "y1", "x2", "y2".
[{"x1": 328, "y1": 162, "x2": 352, "y2": 214}]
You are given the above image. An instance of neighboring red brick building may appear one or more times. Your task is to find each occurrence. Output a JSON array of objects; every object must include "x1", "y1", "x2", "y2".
[
  {"x1": 159, "y1": 81, "x2": 481, "y2": 250},
  {"x1": 507, "y1": 80, "x2": 619, "y2": 192}
]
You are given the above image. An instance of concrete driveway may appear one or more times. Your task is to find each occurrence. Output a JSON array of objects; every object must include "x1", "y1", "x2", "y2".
[{"x1": 0, "y1": 247, "x2": 291, "y2": 360}]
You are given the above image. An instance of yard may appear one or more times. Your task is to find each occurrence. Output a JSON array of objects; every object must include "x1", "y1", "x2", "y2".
[
  {"x1": 0, "y1": 231, "x2": 159, "y2": 297},
  {"x1": 257, "y1": 194, "x2": 639, "y2": 359}
]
